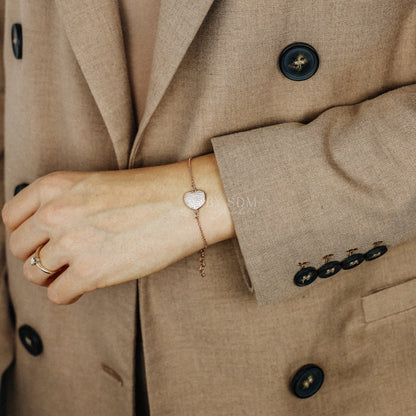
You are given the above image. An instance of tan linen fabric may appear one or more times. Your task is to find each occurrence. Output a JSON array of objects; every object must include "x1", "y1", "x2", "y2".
[
  {"x1": 0, "y1": 0, "x2": 13, "y2": 411},
  {"x1": 118, "y1": 0, "x2": 161, "y2": 125},
  {"x1": 116, "y1": 2, "x2": 161, "y2": 410},
  {"x1": 1, "y1": 0, "x2": 416, "y2": 415}
]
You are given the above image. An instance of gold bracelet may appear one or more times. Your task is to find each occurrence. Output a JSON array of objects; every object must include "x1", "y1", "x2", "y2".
[{"x1": 183, "y1": 157, "x2": 208, "y2": 277}]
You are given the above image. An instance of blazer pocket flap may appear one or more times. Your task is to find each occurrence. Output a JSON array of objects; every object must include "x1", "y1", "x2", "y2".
[{"x1": 362, "y1": 278, "x2": 416, "y2": 323}]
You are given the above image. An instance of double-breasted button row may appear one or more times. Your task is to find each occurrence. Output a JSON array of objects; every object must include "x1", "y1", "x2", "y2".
[
  {"x1": 14, "y1": 182, "x2": 29, "y2": 195},
  {"x1": 18, "y1": 325, "x2": 43, "y2": 356},
  {"x1": 294, "y1": 241, "x2": 388, "y2": 287},
  {"x1": 11, "y1": 23, "x2": 23, "y2": 59},
  {"x1": 279, "y1": 42, "x2": 319, "y2": 81},
  {"x1": 11, "y1": 25, "x2": 319, "y2": 83},
  {"x1": 290, "y1": 364, "x2": 324, "y2": 398}
]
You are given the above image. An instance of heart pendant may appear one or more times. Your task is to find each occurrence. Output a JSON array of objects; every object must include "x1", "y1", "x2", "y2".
[{"x1": 183, "y1": 190, "x2": 206, "y2": 210}]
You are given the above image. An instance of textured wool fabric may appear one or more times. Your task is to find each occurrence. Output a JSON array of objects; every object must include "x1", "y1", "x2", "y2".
[
  {"x1": 1, "y1": 0, "x2": 416, "y2": 415},
  {"x1": 0, "y1": 0, "x2": 13, "y2": 412},
  {"x1": 118, "y1": 0, "x2": 161, "y2": 125},
  {"x1": 212, "y1": 85, "x2": 416, "y2": 304}
]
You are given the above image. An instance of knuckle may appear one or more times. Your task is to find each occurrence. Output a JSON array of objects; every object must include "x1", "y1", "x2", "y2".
[
  {"x1": 8, "y1": 233, "x2": 22, "y2": 258},
  {"x1": 57, "y1": 232, "x2": 79, "y2": 252},
  {"x1": 36, "y1": 172, "x2": 67, "y2": 199},
  {"x1": 37, "y1": 202, "x2": 67, "y2": 227},
  {"x1": 84, "y1": 278, "x2": 100, "y2": 294},
  {"x1": 47, "y1": 287, "x2": 69, "y2": 305},
  {"x1": 71, "y1": 258, "x2": 103, "y2": 293},
  {"x1": 2, "y1": 203, "x2": 11, "y2": 228},
  {"x1": 72, "y1": 258, "x2": 94, "y2": 280},
  {"x1": 36, "y1": 174, "x2": 54, "y2": 195},
  {"x1": 39, "y1": 171, "x2": 65, "y2": 187},
  {"x1": 23, "y1": 263, "x2": 37, "y2": 284}
]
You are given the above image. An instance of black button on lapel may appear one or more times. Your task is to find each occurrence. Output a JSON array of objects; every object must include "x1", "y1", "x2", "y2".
[
  {"x1": 18, "y1": 325, "x2": 43, "y2": 356},
  {"x1": 290, "y1": 364, "x2": 324, "y2": 399},
  {"x1": 14, "y1": 183, "x2": 29, "y2": 196},
  {"x1": 11, "y1": 23, "x2": 23, "y2": 60},
  {"x1": 279, "y1": 42, "x2": 319, "y2": 81},
  {"x1": 294, "y1": 266, "x2": 318, "y2": 287}
]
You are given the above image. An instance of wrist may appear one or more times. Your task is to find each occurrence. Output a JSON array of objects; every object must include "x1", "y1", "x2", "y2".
[{"x1": 184, "y1": 153, "x2": 235, "y2": 246}]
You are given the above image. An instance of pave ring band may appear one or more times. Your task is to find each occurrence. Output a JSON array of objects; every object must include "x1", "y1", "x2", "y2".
[{"x1": 30, "y1": 244, "x2": 58, "y2": 275}]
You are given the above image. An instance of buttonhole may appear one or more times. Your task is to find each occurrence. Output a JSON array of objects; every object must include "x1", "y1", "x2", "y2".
[{"x1": 101, "y1": 363, "x2": 124, "y2": 386}]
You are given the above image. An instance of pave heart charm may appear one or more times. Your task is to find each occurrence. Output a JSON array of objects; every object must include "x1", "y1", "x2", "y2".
[{"x1": 183, "y1": 190, "x2": 206, "y2": 210}]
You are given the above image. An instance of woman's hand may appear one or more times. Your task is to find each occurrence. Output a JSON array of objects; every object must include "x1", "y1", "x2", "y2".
[{"x1": 2, "y1": 153, "x2": 235, "y2": 305}]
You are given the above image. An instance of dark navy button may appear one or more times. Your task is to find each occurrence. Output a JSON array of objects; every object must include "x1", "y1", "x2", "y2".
[
  {"x1": 11, "y1": 23, "x2": 23, "y2": 60},
  {"x1": 18, "y1": 325, "x2": 43, "y2": 356},
  {"x1": 290, "y1": 364, "x2": 324, "y2": 399},
  {"x1": 14, "y1": 183, "x2": 29, "y2": 196},
  {"x1": 318, "y1": 261, "x2": 341, "y2": 278},
  {"x1": 341, "y1": 249, "x2": 365, "y2": 270},
  {"x1": 364, "y1": 243, "x2": 388, "y2": 261},
  {"x1": 279, "y1": 42, "x2": 319, "y2": 81},
  {"x1": 294, "y1": 265, "x2": 318, "y2": 287},
  {"x1": 318, "y1": 254, "x2": 341, "y2": 279}
]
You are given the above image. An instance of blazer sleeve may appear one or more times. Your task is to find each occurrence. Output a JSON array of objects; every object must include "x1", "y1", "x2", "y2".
[
  {"x1": 0, "y1": 0, "x2": 15, "y2": 404},
  {"x1": 211, "y1": 83, "x2": 416, "y2": 305}
]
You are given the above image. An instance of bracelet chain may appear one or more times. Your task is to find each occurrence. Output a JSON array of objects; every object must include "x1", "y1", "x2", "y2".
[{"x1": 188, "y1": 157, "x2": 208, "y2": 278}]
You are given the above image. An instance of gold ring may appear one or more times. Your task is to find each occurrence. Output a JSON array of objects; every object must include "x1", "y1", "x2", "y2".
[{"x1": 30, "y1": 244, "x2": 58, "y2": 275}]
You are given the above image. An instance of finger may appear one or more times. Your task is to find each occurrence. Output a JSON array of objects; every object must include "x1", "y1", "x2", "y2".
[
  {"x1": 9, "y1": 214, "x2": 49, "y2": 260},
  {"x1": 2, "y1": 182, "x2": 41, "y2": 232},
  {"x1": 47, "y1": 267, "x2": 87, "y2": 305},
  {"x1": 23, "y1": 243, "x2": 69, "y2": 287},
  {"x1": 23, "y1": 267, "x2": 61, "y2": 288}
]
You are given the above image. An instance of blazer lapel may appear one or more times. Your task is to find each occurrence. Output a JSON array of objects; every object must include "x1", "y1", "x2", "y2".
[
  {"x1": 127, "y1": 0, "x2": 216, "y2": 168},
  {"x1": 54, "y1": 0, "x2": 215, "y2": 169},
  {"x1": 54, "y1": 0, "x2": 135, "y2": 169}
]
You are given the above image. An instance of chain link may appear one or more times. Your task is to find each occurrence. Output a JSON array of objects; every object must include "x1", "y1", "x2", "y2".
[{"x1": 187, "y1": 157, "x2": 208, "y2": 278}]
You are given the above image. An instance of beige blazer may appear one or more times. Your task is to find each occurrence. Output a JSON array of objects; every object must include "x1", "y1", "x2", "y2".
[{"x1": 1, "y1": 0, "x2": 416, "y2": 415}]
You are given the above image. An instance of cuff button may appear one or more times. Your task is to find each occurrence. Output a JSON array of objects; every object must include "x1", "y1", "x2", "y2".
[
  {"x1": 364, "y1": 241, "x2": 388, "y2": 261},
  {"x1": 294, "y1": 262, "x2": 318, "y2": 287},
  {"x1": 318, "y1": 254, "x2": 341, "y2": 279},
  {"x1": 341, "y1": 248, "x2": 364, "y2": 270}
]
